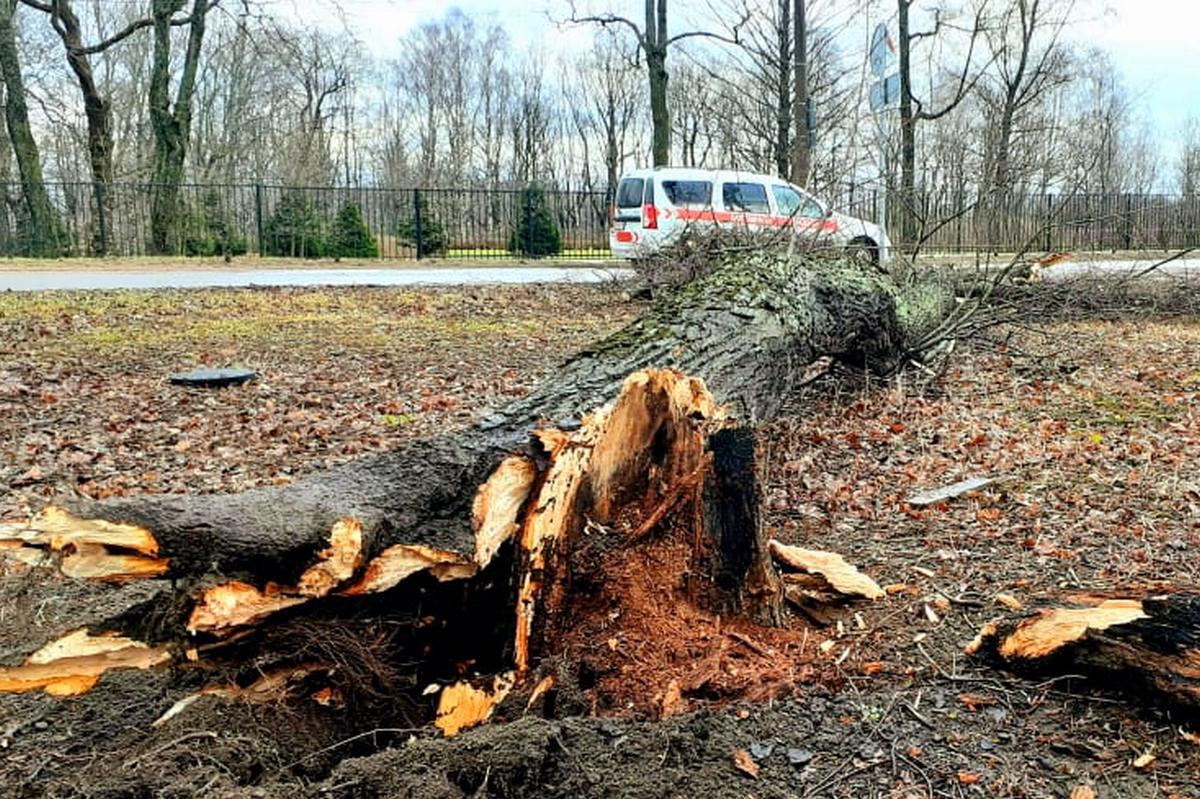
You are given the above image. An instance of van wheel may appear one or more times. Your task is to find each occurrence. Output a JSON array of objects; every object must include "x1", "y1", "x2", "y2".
[{"x1": 846, "y1": 237, "x2": 879, "y2": 266}]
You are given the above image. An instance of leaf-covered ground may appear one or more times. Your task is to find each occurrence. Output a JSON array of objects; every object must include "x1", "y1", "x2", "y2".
[{"x1": 1, "y1": 285, "x2": 1198, "y2": 798}]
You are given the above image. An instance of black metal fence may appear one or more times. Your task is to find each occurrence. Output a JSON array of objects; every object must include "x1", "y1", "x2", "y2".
[
  {"x1": 0, "y1": 181, "x2": 1196, "y2": 259},
  {"x1": 833, "y1": 187, "x2": 1200, "y2": 254},
  {"x1": 0, "y1": 183, "x2": 612, "y2": 259}
]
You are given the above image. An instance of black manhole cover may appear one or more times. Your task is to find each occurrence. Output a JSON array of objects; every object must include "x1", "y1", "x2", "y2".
[{"x1": 169, "y1": 367, "x2": 257, "y2": 388}]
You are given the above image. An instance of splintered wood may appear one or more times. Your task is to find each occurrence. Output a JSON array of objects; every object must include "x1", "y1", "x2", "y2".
[
  {"x1": 967, "y1": 599, "x2": 1147, "y2": 660},
  {"x1": 0, "y1": 630, "x2": 170, "y2": 697},
  {"x1": 768, "y1": 540, "x2": 884, "y2": 600},
  {"x1": 0, "y1": 507, "x2": 167, "y2": 581},
  {"x1": 514, "y1": 370, "x2": 716, "y2": 676},
  {"x1": 435, "y1": 673, "x2": 515, "y2": 737}
]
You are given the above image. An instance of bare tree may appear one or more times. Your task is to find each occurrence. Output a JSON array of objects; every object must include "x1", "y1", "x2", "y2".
[
  {"x1": 17, "y1": 0, "x2": 208, "y2": 251},
  {"x1": 569, "y1": 1, "x2": 742, "y2": 167},
  {"x1": 1179, "y1": 117, "x2": 1200, "y2": 197},
  {"x1": 0, "y1": 0, "x2": 66, "y2": 254},
  {"x1": 148, "y1": 0, "x2": 217, "y2": 253},
  {"x1": 896, "y1": 0, "x2": 987, "y2": 242},
  {"x1": 978, "y1": 0, "x2": 1073, "y2": 194},
  {"x1": 790, "y1": 0, "x2": 810, "y2": 185}
]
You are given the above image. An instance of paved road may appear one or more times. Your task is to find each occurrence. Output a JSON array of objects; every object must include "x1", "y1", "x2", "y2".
[
  {"x1": 0, "y1": 257, "x2": 1194, "y2": 292},
  {"x1": 0, "y1": 265, "x2": 634, "y2": 292}
]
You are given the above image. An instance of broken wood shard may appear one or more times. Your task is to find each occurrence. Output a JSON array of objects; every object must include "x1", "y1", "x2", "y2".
[
  {"x1": 188, "y1": 581, "x2": 309, "y2": 634},
  {"x1": 0, "y1": 630, "x2": 170, "y2": 696},
  {"x1": 906, "y1": 476, "x2": 996, "y2": 507},
  {"x1": 768, "y1": 540, "x2": 884, "y2": 600},
  {"x1": 435, "y1": 673, "x2": 514, "y2": 737},
  {"x1": 968, "y1": 594, "x2": 1200, "y2": 716},
  {"x1": 983, "y1": 599, "x2": 1147, "y2": 660},
  {"x1": 472, "y1": 455, "x2": 537, "y2": 567},
  {"x1": 0, "y1": 507, "x2": 168, "y2": 581},
  {"x1": 342, "y1": 544, "x2": 477, "y2": 596},
  {"x1": 297, "y1": 517, "x2": 364, "y2": 597}
]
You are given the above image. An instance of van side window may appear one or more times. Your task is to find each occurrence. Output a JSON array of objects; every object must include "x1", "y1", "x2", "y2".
[
  {"x1": 772, "y1": 186, "x2": 801, "y2": 217},
  {"x1": 661, "y1": 180, "x2": 712, "y2": 207},
  {"x1": 722, "y1": 182, "x2": 770, "y2": 214},
  {"x1": 616, "y1": 178, "x2": 644, "y2": 208}
]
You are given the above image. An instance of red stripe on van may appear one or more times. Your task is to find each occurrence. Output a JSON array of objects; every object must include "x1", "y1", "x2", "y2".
[{"x1": 674, "y1": 209, "x2": 840, "y2": 232}]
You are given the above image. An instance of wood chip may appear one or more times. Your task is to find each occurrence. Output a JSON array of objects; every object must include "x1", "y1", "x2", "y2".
[
  {"x1": 733, "y1": 749, "x2": 760, "y2": 778},
  {"x1": 1069, "y1": 787, "x2": 1096, "y2": 799},
  {"x1": 768, "y1": 540, "x2": 884, "y2": 599},
  {"x1": 1132, "y1": 751, "x2": 1156, "y2": 769}
]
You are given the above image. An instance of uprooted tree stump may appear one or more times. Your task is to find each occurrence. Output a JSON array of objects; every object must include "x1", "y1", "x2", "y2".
[{"x1": 1, "y1": 254, "x2": 950, "y2": 731}]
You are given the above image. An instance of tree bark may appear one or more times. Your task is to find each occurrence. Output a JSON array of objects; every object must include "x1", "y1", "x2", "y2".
[
  {"x1": 149, "y1": 0, "x2": 209, "y2": 254},
  {"x1": 44, "y1": 0, "x2": 114, "y2": 254},
  {"x1": 0, "y1": 0, "x2": 67, "y2": 256},
  {"x1": 897, "y1": 0, "x2": 917, "y2": 247},
  {"x1": 788, "y1": 0, "x2": 810, "y2": 187},
  {"x1": 645, "y1": 0, "x2": 670, "y2": 167}
]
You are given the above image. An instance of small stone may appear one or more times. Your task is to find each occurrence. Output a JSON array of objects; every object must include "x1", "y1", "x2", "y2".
[
  {"x1": 555, "y1": 416, "x2": 583, "y2": 431},
  {"x1": 1168, "y1": 539, "x2": 1188, "y2": 551},
  {"x1": 980, "y1": 740, "x2": 995, "y2": 751},
  {"x1": 34, "y1": 721, "x2": 48, "y2": 730},
  {"x1": 857, "y1": 742, "x2": 884, "y2": 760},
  {"x1": 750, "y1": 742, "x2": 775, "y2": 761},
  {"x1": 787, "y1": 747, "x2": 813, "y2": 766}
]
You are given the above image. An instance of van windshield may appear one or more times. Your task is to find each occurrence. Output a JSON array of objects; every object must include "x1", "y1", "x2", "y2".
[
  {"x1": 615, "y1": 178, "x2": 645, "y2": 209},
  {"x1": 661, "y1": 180, "x2": 712, "y2": 207}
]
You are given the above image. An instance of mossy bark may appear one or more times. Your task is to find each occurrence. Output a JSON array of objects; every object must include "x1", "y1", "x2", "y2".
[{"x1": 148, "y1": 0, "x2": 209, "y2": 254}]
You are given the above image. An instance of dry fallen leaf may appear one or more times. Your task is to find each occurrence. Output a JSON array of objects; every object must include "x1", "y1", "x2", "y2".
[
  {"x1": 957, "y1": 771, "x2": 981, "y2": 785},
  {"x1": 1132, "y1": 751, "x2": 1156, "y2": 769},
  {"x1": 995, "y1": 592, "x2": 1023, "y2": 611},
  {"x1": 957, "y1": 692, "x2": 997, "y2": 711},
  {"x1": 733, "y1": 749, "x2": 760, "y2": 778},
  {"x1": 1069, "y1": 787, "x2": 1096, "y2": 799}
]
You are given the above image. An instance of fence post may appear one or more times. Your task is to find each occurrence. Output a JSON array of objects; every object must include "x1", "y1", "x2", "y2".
[
  {"x1": 1043, "y1": 193, "x2": 1053, "y2": 253},
  {"x1": 524, "y1": 185, "x2": 534, "y2": 255},
  {"x1": 413, "y1": 188, "x2": 424, "y2": 260},
  {"x1": 1122, "y1": 193, "x2": 1133, "y2": 250},
  {"x1": 254, "y1": 184, "x2": 265, "y2": 256},
  {"x1": 92, "y1": 181, "x2": 107, "y2": 256}
]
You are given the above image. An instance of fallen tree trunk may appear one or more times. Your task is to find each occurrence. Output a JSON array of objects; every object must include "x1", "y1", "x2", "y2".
[
  {"x1": 967, "y1": 593, "x2": 1200, "y2": 718},
  {"x1": 0, "y1": 254, "x2": 937, "y2": 719}
]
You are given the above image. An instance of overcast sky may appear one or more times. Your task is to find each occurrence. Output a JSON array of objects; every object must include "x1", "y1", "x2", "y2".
[{"x1": 290, "y1": 0, "x2": 1200, "y2": 154}]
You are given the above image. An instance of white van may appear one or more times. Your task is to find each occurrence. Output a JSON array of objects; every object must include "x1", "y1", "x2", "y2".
[{"x1": 609, "y1": 167, "x2": 890, "y2": 264}]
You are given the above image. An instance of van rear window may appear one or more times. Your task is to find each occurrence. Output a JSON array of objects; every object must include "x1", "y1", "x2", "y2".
[
  {"x1": 722, "y1": 182, "x2": 771, "y2": 214},
  {"x1": 616, "y1": 178, "x2": 645, "y2": 208},
  {"x1": 661, "y1": 180, "x2": 712, "y2": 207}
]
